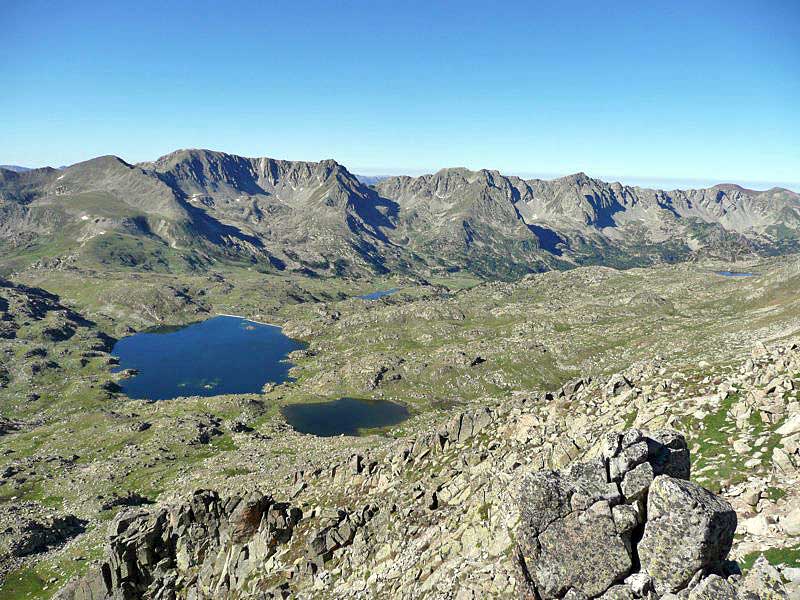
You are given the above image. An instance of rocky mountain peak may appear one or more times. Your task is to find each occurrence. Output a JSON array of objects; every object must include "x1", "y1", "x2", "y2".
[{"x1": 1, "y1": 149, "x2": 799, "y2": 278}]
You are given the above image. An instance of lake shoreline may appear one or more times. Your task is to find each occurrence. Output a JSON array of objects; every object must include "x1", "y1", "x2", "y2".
[
  {"x1": 114, "y1": 315, "x2": 302, "y2": 400},
  {"x1": 215, "y1": 313, "x2": 283, "y2": 327}
]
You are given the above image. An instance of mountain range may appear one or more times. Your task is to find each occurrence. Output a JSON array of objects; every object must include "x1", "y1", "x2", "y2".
[{"x1": 1, "y1": 149, "x2": 798, "y2": 278}]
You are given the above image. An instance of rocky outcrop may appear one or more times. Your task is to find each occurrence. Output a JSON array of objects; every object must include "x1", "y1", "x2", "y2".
[
  {"x1": 60, "y1": 426, "x2": 795, "y2": 599},
  {"x1": 5, "y1": 514, "x2": 86, "y2": 558},
  {"x1": 638, "y1": 476, "x2": 737, "y2": 594},
  {"x1": 516, "y1": 429, "x2": 744, "y2": 599},
  {"x1": 56, "y1": 490, "x2": 302, "y2": 600}
]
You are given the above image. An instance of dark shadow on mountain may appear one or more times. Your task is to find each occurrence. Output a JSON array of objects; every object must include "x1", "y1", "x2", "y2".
[
  {"x1": 586, "y1": 194, "x2": 626, "y2": 229},
  {"x1": 527, "y1": 224, "x2": 566, "y2": 256},
  {"x1": 583, "y1": 193, "x2": 625, "y2": 229},
  {"x1": 157, "y1": 154, "x2": 269, "y2": 197},
  {"x1": 0, "y1": 278, "x2": 99, "y2": 329},
  {"x1": 344, "y1": 190, "x2": 400, "y2": 245},
  {"x1": 348, "y1": 237, "x2": 391, "y2": 275},
  {"x1": 182, "y1": 203, "x2": 264, "y2": 248},
  {"x1": 656, "y1": 196, "x2": 682, "y2": 219}
]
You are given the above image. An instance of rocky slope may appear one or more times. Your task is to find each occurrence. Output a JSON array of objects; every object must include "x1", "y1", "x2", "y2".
[
  {"x1": 53, "y1": 336, "x2": 800, "y2": 598},
  {"x1": 1, "y1": 150, "x2": 798, "y2": 278},
  {"x1": 143, "y1": 149, "x2": 408, "y2": 275},
  {"x1": 0, "y1": 258, "x2": 799, "y2": 597},
  {"x1": 0, "y1": 157, "x2": 281, "y2": 275}
]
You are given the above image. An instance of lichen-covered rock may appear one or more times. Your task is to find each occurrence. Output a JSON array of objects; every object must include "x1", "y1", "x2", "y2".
[
  {"x1": 524, "y1": 497, "x2": 632, "y2": 598},
  {"x1": 516, "y1": 429, "x2": 743, "y2": 600},
  {"x1": 687, "y1": 574, "x2": 737, "y2": 599},
  {"x1": 638, "y1": 476, "x2": 737, "y2": 594},
  {"x1": 517, "y1": 429, "x2": 693, "y2": 599},
  {"x1": 596, "y1": 585, "x2": 634, "y2": 599},
  {"x1": 737, "y1": 556, "x2": 789, "y2": 599}
]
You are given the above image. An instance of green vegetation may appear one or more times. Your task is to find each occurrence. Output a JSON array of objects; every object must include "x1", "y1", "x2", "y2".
[
  {"x1": 739, "y1": 544, "x2": 800, "y2": 572},
  {"x1": 1, "y1": 254, "x2": 799, "y2": 598}
]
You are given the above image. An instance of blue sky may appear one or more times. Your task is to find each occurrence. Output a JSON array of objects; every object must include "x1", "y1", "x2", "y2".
[{"x1": 2, "y1": 0, "x2": 799, "y2": 190}]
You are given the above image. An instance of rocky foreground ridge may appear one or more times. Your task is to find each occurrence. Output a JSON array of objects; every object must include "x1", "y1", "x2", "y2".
[
  {"x1": 55, "y1": 428, "x2": 790, "y2": 600},
  {"x1": 53, "y1": 341, "x2": 800, "y2": 599}
]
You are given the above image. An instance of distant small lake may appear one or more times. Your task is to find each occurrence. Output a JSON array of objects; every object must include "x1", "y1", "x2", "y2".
[
  {"x1": 715, "y1": 271, "x2": 756, "y2": 277},
  {"x1": 112, "y1": 316, "x2": 303, "y2": 400},
  {"x1": 281, "y1": 398, "x2": 409, "y2": 436},
  {"x1": 359, "y1": 288, "x2": 399, "y2": 300}
]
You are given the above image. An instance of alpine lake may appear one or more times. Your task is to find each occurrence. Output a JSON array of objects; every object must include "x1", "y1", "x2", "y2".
[{"x1": 112, "y1": 315, "x2": 409, "y2": 436}]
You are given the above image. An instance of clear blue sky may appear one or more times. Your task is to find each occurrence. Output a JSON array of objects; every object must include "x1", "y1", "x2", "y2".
[{"x1": 2, "y1": 0, "x2": 799, "y2": 190}]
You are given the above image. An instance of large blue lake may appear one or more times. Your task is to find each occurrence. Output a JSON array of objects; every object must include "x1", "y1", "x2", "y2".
[{"x1": 112, "y1": 315, "x2": 303, "y2": 400}]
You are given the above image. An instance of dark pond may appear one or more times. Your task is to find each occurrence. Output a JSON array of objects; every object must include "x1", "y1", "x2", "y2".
[
  {"x1": 715, "y1": 271, "x2": 755, "y2": 277},
  {"x1": 359, "y1": 288, "x2": 399, "y2": 300},
  {"x1": 112, "y1": 315, "x2": 303, "y2": 400},
  {"x1": 281, "y1": 398, "x2": 409, "y2": 436}
]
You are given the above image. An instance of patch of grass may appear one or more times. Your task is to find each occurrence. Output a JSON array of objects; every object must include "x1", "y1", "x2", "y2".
[
  {"x1": 0, "y1": 527, "x2": 106, "y2": 599},
  {"x1": 211, "y1": 434, "x2": 236, "y2": 452},
  {"x1": 222, "y1": 466, "x2": 250, "y2": 477},
  {"x1": 0, "y1": 567, "x2": 49, "y2": 599},
  {"x1": 623, "y1": 410, "x2": 637, "y2": 429},
  {"x1": 764, "y1": 486, "x2": 787, "y2": 502},
  {"x1": 683, "y1": 393, "x2": 748, "y2": 492},
  {"x1": 739, "y1": 543, "x2": 800, "y2": 572}
]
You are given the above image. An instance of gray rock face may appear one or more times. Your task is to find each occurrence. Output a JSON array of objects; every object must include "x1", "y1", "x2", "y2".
[
  {"x1": 517, "y1": 429, "x2": 690, "y2": 599},
  {"x1": 55, "y1": 490, "x2": 302, "y2": 600},
  {"x1": 736, "y1": 555, "x2": 789, "y2": 599},
  {"x1": 687, "y1": 574, "x2": 737, "y2": 599},
  {"x1": 638, "y1": 476, "x2": 737, "y2": 594},
  {"x1": 517, "y1": 428, "x2": 741, "y2": 600},
  {"x1": 517, "y1": 456, "x2": 632, "y2": 598}
]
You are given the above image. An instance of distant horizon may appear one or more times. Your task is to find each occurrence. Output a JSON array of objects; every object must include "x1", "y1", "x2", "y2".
[
  {"x1": 3, "y1": 1, "x2": 798, "y2": 196},
  {"x1": 351, "y1": 167, "x2": 800, "y2": 194},
  {"x1": 3, "y1": 149, "x2": 799, "y2": 194}
]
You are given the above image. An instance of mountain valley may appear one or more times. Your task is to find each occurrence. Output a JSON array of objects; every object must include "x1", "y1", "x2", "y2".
[{"x1": 0, "y1": 151, "x2": 799, "y2": 599}]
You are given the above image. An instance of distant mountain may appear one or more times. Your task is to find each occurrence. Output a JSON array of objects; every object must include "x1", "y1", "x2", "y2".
[
  {"x1": 1, "y1": 150, "x2": 798, "y2": 278},
  {"x1": 355, "y1": 174, "x2": 391, "y2": 186},
  {"x1": 0, "y1": 165, "x2": 31, "y2": 173},
  {"x1": 375, "y1": 168, "x2": 800, "y2": 274}
]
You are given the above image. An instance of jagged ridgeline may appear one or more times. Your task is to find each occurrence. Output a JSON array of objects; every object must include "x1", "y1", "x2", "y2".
[{"x1": 1, "y1": 150, "x2": 799, "y2": 278}]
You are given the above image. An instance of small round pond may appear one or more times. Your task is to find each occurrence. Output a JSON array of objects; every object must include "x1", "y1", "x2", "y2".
[
  {"x1": 281, "y1": 398, "x2": 409, "y2": 436},
  {"x1": 715, "y1": 271, "x2": 756, "y2": 277},
  {"x1": 358, "y1": 288, "x2": 399, "y2": 300},
  {"x1": 112, "y1": 315, "x2": 303, "y2": 400}
]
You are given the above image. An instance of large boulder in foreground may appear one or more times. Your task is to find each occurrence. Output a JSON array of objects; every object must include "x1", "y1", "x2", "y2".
[
  {"x1": 638, "y1": 475, "x2": 737, "y2": 594},
  {"x1": 516, "y1": 461, "x2": 632, "y2": 598},
  {"x1": 516, "y1": 428, "x2": 741, "y2": 600},
  {"x1": 516, "y1": 429, "x2": 690, "y2": 599}
]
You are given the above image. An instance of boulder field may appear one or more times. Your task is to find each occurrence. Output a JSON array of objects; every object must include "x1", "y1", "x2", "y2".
[{"x1": 57, "y1": 427, "x2": 791, "y2": 599}]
